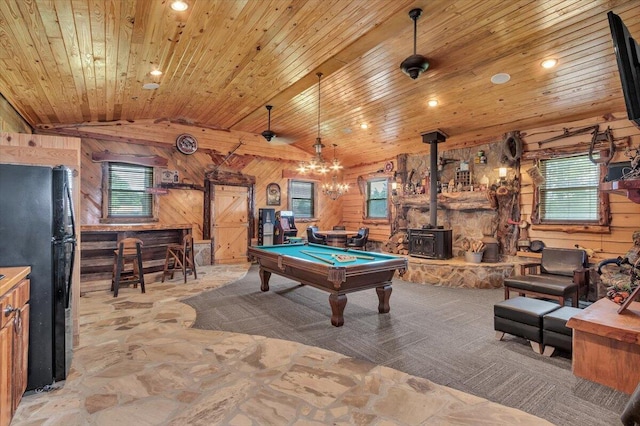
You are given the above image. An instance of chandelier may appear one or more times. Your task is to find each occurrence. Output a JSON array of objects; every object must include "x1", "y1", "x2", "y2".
[
  {"x1": 296, "y1": 72, "x2": 342, "y2": 174},
  {"x1": 322, "y1": 144, "x2": 349, "y2": 200},
  {"x1": 323, "y1": 173, "x2": 349, "y2": 200}
]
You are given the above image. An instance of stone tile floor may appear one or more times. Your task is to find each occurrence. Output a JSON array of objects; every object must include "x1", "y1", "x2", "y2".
[{"x1": 12, "y1": 264, "x2": 550, "y2": 425}]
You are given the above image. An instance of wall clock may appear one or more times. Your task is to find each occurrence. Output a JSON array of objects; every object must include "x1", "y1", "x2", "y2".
[{"x1": 176, "y1": 133, "x2": 198, "y2": 155}]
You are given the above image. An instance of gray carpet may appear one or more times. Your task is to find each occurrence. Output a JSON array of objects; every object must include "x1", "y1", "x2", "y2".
[{"x1": 182, "y1": 266, "x2": 628, "y2": 425}]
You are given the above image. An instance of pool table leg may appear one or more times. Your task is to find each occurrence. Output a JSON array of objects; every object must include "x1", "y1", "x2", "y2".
[
  {"x1": 258, "y1": 268, "x2": 271, "y2": 292},
  {"x1": 376, "y1": 284, "x2": 392, "y2": 313},
  {"x1": 329, "y1": 293, "x2": 347, "y2": 327}
]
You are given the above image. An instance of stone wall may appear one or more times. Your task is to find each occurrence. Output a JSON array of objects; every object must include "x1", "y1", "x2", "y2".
[{"x1": 396, "y1": 141, "x2": 517, "y2": 257}]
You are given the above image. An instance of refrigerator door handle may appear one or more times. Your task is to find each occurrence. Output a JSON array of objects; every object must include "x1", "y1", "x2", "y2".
[
  {"x1": 65, "y1": 239, "x2": 76, "y2": 309},
  {"x1": 64, "y1": 170, "x2": 77, "y2": 239}
]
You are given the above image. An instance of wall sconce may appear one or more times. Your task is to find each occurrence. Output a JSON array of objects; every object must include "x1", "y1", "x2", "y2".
[
  {"x1": 391, "y1": 180, "x2": 399, "y2": 203},
  {"x1": 496, "y1": 167, "x2": 510, "y2": 185}
]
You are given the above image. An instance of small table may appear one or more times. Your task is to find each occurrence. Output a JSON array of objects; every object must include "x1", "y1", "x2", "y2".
[
  {"x1": 567, "y1": 297, "x2": 640, "y2": 394},
  {"x1": 316, "y1": 230, "x2": 358, "y2": 247},
  {"x1": 248, "y1": 243, "x2": 407, "y2": 326}
]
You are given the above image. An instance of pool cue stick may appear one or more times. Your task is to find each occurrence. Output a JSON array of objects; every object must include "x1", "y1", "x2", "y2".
[
  {"x1": 303, "y1": 250, "x2": 376, "y2": 260},
  {"x1": 341, "y1": 252, "x2": 375, "y2": 260},
  {"x1": 300, "y1": 250, "x2": 335, "y2": 265}
]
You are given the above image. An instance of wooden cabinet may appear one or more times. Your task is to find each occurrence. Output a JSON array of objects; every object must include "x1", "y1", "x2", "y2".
[{"x1": 0, "y1": 266, "x2": 30, "y2": 426}]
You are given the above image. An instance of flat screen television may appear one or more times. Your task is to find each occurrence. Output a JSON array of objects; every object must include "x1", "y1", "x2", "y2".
[{"x1": 608, "y1": 11, "x2": 640, "y2": 127}]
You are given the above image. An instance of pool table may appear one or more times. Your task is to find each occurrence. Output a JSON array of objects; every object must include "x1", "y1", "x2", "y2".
[{"x1": 247, "y1": 243, "x2": 408, "y2": 326}]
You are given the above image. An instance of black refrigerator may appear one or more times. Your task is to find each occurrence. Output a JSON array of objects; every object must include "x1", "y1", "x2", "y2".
[{"x1": 0, "y1": 164, "x2": 76, "y2": 391}]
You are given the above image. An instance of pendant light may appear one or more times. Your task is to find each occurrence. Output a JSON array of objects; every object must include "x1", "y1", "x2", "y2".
[
  {"x1": 261, "y1": 105, "x2": 276, "y2": 142},
  {"x1": 297, "y1": 72, "x2": 339, "y2": 174},
  {"x1": 400, "y1": 8, "x2": 430, "y2": 80}
]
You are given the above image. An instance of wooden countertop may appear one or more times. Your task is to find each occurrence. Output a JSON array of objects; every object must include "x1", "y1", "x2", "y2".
[
  {"x1": 567, "y1": 297, "x2": 640, "y2": 344},
  {"x1": 81, "y1": 223, "x2": 193, "y2": 232},
  {"x1": 0, "y1": 266, "x2": 31, "y2": 296}
]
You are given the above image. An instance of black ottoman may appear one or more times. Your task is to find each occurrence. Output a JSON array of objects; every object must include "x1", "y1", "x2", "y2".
[
  {"x1": 542, "y1": 306, "x2": 582, "y2": 356},
  {"x1": 494, "y1": 297, "x2": 561, "y2": 354}
]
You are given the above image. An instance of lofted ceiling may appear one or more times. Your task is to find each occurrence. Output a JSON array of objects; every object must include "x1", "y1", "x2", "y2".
[{"x1": 1, "y1": 0, "x2": 639, "y2": 166}]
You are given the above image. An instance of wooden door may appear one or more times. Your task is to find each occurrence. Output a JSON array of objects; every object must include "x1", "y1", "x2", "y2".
[{"x1": 211, "y1": 185, "x2": 249, "y2": 264}]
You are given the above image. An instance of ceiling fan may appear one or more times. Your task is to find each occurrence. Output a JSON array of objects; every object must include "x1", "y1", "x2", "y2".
[
  {"x1": 400, "y1": 8, "x2": 429, "y2": 80},
  {"x1": 260, "y1": 105, "x2": 295, "y2": 145},
  {"x1": 261, "y1": 105, "x2": 276, "y2": 142}
]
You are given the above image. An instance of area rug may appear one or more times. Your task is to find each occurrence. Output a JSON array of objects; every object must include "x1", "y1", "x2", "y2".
[{"x1": 183, "y1": 266, "x2": 628, "y2": 425}]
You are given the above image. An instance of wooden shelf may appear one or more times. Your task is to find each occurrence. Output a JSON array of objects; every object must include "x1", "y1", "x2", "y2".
[
  {"x1": 397, "y1": 191, "x2": 494, "y2": 211},
  {"x1": 159, "y1": 182, "x2": 205, "y2": 191},
  {"x1": 600, "y1": 179, "x2": 640, "y2": 203}
]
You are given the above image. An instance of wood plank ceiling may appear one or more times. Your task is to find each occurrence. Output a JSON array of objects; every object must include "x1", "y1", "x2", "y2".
[{"x1": 0, "y1": 0, "x2": 639, "y2": 166}]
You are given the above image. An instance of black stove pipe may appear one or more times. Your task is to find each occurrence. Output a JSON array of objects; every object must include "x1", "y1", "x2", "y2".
[{"x1": 421, "y1": 130, "x2": 447, "y2": 227}]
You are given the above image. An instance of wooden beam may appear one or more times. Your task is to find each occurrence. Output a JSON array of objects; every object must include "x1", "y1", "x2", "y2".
[{"x1": 91, "y1": 151, "x2": 168, "y2": 167}]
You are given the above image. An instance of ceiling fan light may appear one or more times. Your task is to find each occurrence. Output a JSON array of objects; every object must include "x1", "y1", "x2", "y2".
[
  {"x1": 400, "y1": 54, "x2": 430, "y2": 80},
  {"x1": 261, "y1": 130, "x2": 275, "y2": 142}
]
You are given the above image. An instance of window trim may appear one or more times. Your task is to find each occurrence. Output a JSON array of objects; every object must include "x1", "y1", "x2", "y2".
[
  {"x1": 100, "y1": 162, "x2": 159, "y2": 224},
  {"x1": 363, "y1": 176, "x2": 392, "y2": 223},
  {"x1": 530, "y1": 150, "x2": 610, "y2": 228},
  {"x1": 288, "y1": 179, "x2": 318, "y2": 220}
]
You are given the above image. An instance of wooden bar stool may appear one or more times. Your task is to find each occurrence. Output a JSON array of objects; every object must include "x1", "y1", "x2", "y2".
[
  {"x1": 162, "y1": 234, "x2": 197, "y2": 283},
  {"x1": 111, "y1": 238, "x2": 145, "y2": 297}
]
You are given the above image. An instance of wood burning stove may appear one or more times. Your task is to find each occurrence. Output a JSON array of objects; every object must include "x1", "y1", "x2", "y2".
[
  {"x1": 407, "y1": 130, "x2": 454, "y2": 260},
  {"x1": 408, "y1": 227, "x2": 453, "y2": 259}
]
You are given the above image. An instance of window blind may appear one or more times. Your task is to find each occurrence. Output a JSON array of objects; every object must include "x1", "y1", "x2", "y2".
[
  {"x1": 539, "y1": 155, "x2": 599, "y2": 222},
  {"x1": 290, "y1": 180, "x2": 314, "y2": 218},
  {"x1": 108, "y1": 163, "x2": 153, "y2": 217}
]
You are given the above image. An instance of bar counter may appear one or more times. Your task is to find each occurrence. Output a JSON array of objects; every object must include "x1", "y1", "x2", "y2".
[{"x1": 80, "y1": 223, "x2": 192, "y2": 293}]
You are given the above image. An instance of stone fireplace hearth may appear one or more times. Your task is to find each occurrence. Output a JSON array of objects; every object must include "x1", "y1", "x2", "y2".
[{"x1": 400, "y1": 256, "x2": 514, "y2": 289}]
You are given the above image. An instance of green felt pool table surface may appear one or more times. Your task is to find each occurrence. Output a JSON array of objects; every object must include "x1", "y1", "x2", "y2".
[{"x1": 247, "y1": 243, "x2": 408, "y2": 326}]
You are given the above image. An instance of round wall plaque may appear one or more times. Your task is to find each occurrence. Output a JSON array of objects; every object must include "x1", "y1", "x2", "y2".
[{"x1": 176, "y1": 133, "x2": 198, "y2": 155}]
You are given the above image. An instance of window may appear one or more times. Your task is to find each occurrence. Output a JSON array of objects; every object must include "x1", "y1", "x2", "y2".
[
  {"x1": 366, "y1": 178, "x2": 388, "y2": 219},
  {"x1": 106, "y1": 163, "x2": 154, "y2": 219},
  {"x1": 290, "y1": 180, "x2": 315, "y2": 218},
  {"x1": 535, "y1": 154, "x2": 602, "y2": 223}
]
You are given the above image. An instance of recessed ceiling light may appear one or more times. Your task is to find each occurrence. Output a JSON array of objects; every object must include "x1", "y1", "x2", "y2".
[
  {"x1": 142, "y1": 83, "x2": 160, "y2": 90},
  {"x1": 360, "y1": 123, "x2": 368, "y2": 129},
  {"x1": 490, "y1": 73, "x2": 511, "y2": 84},
  {"x1": 541, "y1": 58, "x2": 558, "y2": 69},
  {"x1": 150, "y1": 69, "x2": 162, "y2": 76},
  {"x1": 428, "y1": 99, "x2": 438, "y2": 107},
  {"x1": 171, "y1": 1, "x2": 188, "y2": 11}
]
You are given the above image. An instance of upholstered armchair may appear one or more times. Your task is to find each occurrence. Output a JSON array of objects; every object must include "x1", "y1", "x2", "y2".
[
  {"x1": 346, "y1": 227, "x2": 369, "y2": 250},
  {"x1": 503, "y1": 247, "x2": 589, "y2": 307},
  {"x1": 306, "y1": 226, "x2": 326, "y2": 245}
]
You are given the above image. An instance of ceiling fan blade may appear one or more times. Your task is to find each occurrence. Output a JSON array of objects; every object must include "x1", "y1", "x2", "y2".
[{"x1": 268, "y1": 134, "x2": 296, "y2": 145}]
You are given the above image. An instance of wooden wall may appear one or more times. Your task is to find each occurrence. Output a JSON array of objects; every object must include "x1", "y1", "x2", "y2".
[
  {"x1": 519, "y1": 112, "x2": 640, "y2": 261},
  {"x1": 77, "y1": 128, "x2": 344, "y2": 240},
  {"x1": 0, "y1": 132, "x2": 81, "y2": 344},
  {"x1": 0, "y1": 95, "x2": 31, "y2": 134}
]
